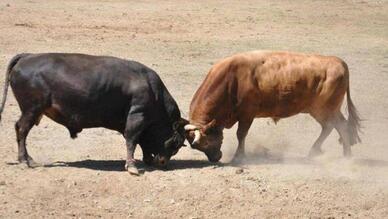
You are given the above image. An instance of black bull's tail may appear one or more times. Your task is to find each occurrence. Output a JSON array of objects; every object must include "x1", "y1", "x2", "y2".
[
  {"x1": 0, "y1": 53, "x2": 29, "y2": 122},
  {"x1": 346, "y1": 85, "x2": 362, "y2": 145}
]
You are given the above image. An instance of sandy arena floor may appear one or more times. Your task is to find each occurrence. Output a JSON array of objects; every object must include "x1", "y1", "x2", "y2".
[{"x1": 0, "y1": 0, "x2": 388, "y2": 218}]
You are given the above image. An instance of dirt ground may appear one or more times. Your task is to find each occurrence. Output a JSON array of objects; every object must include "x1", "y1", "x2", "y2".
[{"x1": 0, "y1": 0, "x2": 388, "y2": 218}]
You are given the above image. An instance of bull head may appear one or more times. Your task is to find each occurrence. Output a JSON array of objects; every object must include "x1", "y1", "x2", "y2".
[
  {"x1": 183, "y1": 119, "x2": 223, "y2": 162},
  {"x1": 184, "y1": 119, "x2": 217, "y2": 146},
  {"x1": 184, "y1": 124, "x2": 201, "y2": 146},
  {"x1": 164, "y1": 118, "x2": 189, "y2": 156}
]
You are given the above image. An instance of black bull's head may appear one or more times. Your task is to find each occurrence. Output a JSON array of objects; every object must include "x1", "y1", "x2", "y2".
[
  {"x1": 153, "y1": 119, "x2": 189, "y2": 166},
  {"x1": 164, "y1": 119, "x2": 188, "y2": 156}
]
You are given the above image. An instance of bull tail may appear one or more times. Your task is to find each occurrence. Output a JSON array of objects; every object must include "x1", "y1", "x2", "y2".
[
  {"x1": 346, "y1": 85, "x2": 362, "y2": 145},
  {"x1": 0, "y1": 53, "x2": 29, "y2": 122}
]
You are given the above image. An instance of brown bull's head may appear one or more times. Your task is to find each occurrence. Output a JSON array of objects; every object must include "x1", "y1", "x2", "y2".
[{"x1": 184, "y1": 119, "x2": 223, "y2": 162}]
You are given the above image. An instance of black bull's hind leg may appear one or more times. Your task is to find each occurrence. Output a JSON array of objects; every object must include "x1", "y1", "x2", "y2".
[
  {"x1": 12, "y1": 83, "x2": 48, "y2": 167},
  {"x1": 15, "y1": 111, "x2": 42, "y2": 167}
]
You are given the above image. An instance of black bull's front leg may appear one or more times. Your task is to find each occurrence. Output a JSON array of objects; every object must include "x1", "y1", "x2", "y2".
[
  {"x1": 141, "y1": 147, "x2": 154, "y2": 166},
  {"x1": 124, "y1": 110, "x2": 146, "y2": 175}
]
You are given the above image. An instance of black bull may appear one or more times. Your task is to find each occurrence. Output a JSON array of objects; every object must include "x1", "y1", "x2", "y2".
[{"x1": 0, "y1": 53, "x2": 188, "y2": 175}]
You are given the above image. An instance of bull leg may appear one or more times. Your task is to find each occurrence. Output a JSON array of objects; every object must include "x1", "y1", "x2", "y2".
[
  {"x1": 231, "y1": 119, "x2": 253, "y2": 163},
  {"x1": 333, "y1": 112, "x2": 352, "y2": 157},
  {"x1": 308, "y1": 123, "x2": 334, "y2": 157},
  {"x1": 15, "y1": 112, "x2": 41, "y2": 167},
  {"x1": 141, "y1": 147, "x2": 154, "y2": 166},
  {"x1": 124, "y1": 111, "x2": 146, "y2": 175}
]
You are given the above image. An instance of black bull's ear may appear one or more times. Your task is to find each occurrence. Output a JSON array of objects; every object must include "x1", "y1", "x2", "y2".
[
  {"x1": 164, "y1": 137, "x2": 174, "y2": 149},
  {"x1": 173, "y1": 118, "x2": 189, "y2": 132},
  {"x1": 164, "y1": 133, "x2": 187, "y2": 149},
  {"x1": 165, "y1": 118, "x2": 189, "y2": 149}
]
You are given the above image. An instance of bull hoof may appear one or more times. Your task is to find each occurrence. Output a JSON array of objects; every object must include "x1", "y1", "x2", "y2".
[
  {"x1": 125, "y1": 163, "x2": 140, "y2": 176},
  {"x1": 18, "y1": 156, "x2": 40, "y2": 168},
  {"x1": 27, "y1": 159, "x2": 41, "y2": 168},
  {"x1": 308, "y1": 148, "x2": 323, "y2": 158},
  {"x1": 343, "y1": 150, "x2": 352, "y2": 158},
  {"x1": 127, "y1": 167, "x2": 140, "y2": 176},
  {"x1": 230, "y1": 154, "x2": 245, "y2": 164}
]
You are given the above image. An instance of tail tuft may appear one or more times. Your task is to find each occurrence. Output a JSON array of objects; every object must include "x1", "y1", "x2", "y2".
[{"x1": 346, "y1": 86, "x2": 362, "y2": 145}]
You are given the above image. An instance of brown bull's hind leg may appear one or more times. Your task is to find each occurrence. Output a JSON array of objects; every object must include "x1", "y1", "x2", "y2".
[
  {"x1": 231, "y1": 118, "x2": 254, "y2": 164},
  {"x1": 333, "y1": 112, "x2": 352, "y2": 157},
  {"x1": 15, "y1": 111, "x2": 41, "y2": 167},
  {"x1": 308, "y1": 123, "x2": 334, "y2": 157},
  {"x1": 308, "y1": 112, "x2": 335, "y2": 157}
]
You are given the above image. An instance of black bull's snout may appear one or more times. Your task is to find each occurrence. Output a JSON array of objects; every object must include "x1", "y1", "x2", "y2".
[{"x1": 153, "y1": 154, "x2": 169, "y2": 168}]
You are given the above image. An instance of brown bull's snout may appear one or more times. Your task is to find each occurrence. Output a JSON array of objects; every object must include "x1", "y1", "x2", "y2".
[
  {"x1": 190, "y1": 139, "x2": 200, "y2": 148},
  {"x1": 206, "y1": 150, "x2": 222, "y2": 163}
]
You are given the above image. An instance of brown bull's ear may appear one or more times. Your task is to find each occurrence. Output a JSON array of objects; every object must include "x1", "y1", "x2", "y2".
[{"x1": 202, "y1": 119, "x2": 217, "y2": 135}]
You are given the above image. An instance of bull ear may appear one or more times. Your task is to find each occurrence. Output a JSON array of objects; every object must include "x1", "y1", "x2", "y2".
[
  {"x1": 202, "y1": 119, "x2": 217, "y2": 135},
  {"x1": 173, "y1": 122, "x2": 179, "y2": 131},
  {"x1": 173, "y1": 118, "x2": 189, "y2": 131},
  {"x1": 164, "y1": 137, "x2": 174, "y2": 149}
]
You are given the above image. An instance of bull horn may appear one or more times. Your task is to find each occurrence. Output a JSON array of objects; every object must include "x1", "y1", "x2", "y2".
[
  {"x1": 193, "y1": 130, "x2": 201, "y2": 145},
  {"x1": 184, "y1": 124, "x2": 198, "y2": 131},
  {"x1": 184, "y1": 124, "x2": 201, "y2": 145}
]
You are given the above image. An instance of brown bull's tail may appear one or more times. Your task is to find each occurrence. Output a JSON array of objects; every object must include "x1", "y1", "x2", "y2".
[
  {"x1": 346, "y1": 85, "x2": 362, "y2": 145},
  {"x1": 0, "y1": 53, "x2": 29, "y2": 122}
]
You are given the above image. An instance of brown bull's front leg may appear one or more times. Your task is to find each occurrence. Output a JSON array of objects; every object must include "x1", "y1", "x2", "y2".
[{"x1": 231, "y1": 118, "x2": 253, "y2": 164}]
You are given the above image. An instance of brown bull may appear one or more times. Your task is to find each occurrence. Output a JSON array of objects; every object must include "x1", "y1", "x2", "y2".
[{"x1": 185, "y1": 51, "x2": 361, "y2": 162}]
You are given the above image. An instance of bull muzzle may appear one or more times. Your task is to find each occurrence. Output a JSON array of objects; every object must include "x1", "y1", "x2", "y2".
[{"x1": 206, "y1": 150, "x2": 222, "y2": 163}]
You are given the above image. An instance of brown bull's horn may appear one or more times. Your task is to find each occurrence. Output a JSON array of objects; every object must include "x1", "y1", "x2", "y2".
[
  {"x1": 193, "y1": 130, "x2": 201, "y2": 145},
  {"x1": 184, "y1": 124, "x2": 198, "y2": 131},
  {"x1": 184, "y1": 124, "x2": 201, "y2": 145}
]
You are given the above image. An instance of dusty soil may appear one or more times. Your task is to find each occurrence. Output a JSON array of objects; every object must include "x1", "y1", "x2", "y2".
[{"x1": 1, "y1": 0, "x2": 388, "y2": 218}]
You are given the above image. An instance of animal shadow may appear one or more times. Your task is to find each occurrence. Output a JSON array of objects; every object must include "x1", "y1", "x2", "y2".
[
  {"x1": 229, "y1": 147, "x2": 314, "y2": 166},
  {"x1": 42, "y1": 158, "x2": 223, "y2": 172}
]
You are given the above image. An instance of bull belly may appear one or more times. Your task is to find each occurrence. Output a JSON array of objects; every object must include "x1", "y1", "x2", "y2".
[
  {"x1": 43, "y1": 104, "x2": 125, "y2": 132},
  {"x1": 254, "y1": 99, "x2": 311, "y2": 118}
]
